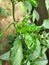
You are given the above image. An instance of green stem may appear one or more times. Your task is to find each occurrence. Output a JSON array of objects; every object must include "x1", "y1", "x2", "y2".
[
  {"x1": 11, "y1": 0, "x2": 17, "y2": 31},
  {"x1": 48, "y1": 10, "x2": 49, "y2": 19},
  {"x1": 12, "y1": 2, "x2": 15, "y2": 22},
  {"x1": 0, "y1": 23, "x2": 13, "y2": 38}
]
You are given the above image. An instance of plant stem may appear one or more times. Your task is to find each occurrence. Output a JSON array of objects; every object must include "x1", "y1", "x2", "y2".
[
  {"x1": 48, "y1": 10, "x2": 49, "y2": 19},
  {"x1": 0, "y1": 0, "x2": 16, "y2": 39},
  {"x1": 0, "y1": 23, "x2": 13, "y2": 38},
  {"x1": 12, "y1": 2, "x2": 15, "y2": 22},
  {"x1": 11, "y1": 1, "x2": 17, "y2": 31}
]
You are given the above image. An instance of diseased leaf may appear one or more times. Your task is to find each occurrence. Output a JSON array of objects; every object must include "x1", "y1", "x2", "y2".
[{"x1": 10, "y1": 37, "x2": 23, "y2": 65}]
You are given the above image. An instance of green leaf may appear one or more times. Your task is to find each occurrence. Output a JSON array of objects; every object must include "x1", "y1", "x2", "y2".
[
  {"x1": 8, "y1": 34, "x2": 15, "y2": 47},
  {"x1": 0, "y1": 51, "x2": 10, "y2": 60},
  {"x1": 27, "y1": 61, "x2": 30, "y2": 65},
  {"x1": 25, "y1": 33, "x2": 33, "y2": 50},
  {"x1": 29, "y1": 0, "x2": 39, "y2": 7},
  {"x1": 42, "y1": 19, "x2": 49, "y2": 29},
  {"x1": 24, "y1": 1, "x2": 32, "y2": 14},
  {"x1": 19, "y1": 1, "x2": 27, "y2": 16},
  {"x1": 29, "y1": 39, "x2": 41, "y2": 61},
  {"x1": 46, "y1": 40, "x2": 49, "y2": 48},
  {"x1": 10, "y1": 37, "x2": 23, "y2": 65},
  {"x1": 45, "y1": 0, "x2": 49, "y2": 10},
  {"x1": 22, "y1": 15, "x2": 33, "y2": 25},
  {"x1": 33, "y1": 9, "x2": 40, "y2": 22},
  {"x1": 41, "y1": 46, "x2": 47, "y2": 59},
  {"x1": 0, "y1": 60, "x2": 2, "y2": 65},
  {"x1": 33, "y1": 59, "x2": 48, "y2": 65}
]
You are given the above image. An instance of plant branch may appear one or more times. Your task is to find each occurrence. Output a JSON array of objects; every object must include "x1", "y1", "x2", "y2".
[
  {"x1": 11, "y1": 0, "x2": 17, "y2": 31},
  {"x1": 0, "y1": 23, "x2": 13, "y2": 38},
  {"x1": 12, "y1": 2, "x2": 15, "y2": 22}
]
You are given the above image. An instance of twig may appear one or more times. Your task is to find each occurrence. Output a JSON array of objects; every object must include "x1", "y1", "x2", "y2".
[{"x1": 0, "y1": 23, "x2": 13, "y2": 38}]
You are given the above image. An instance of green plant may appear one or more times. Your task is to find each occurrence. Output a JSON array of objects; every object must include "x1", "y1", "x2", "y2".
[{"x1": 0, "y1": 0, "x2": 49, "y2": 65}]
